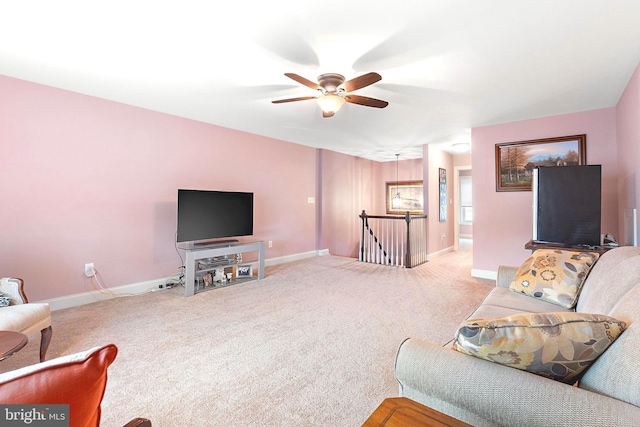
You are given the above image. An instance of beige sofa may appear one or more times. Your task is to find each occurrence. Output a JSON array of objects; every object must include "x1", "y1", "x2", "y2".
[{"x1": 395, "y1": 246, "x2": 640, "y2": 427}]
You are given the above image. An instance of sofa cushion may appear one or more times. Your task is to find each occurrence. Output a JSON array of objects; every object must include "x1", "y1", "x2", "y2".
[
  {"x1": 472, "y1": 287, "x2": 573, "y2": 317},
  {"x1": 576, "y1": 246, "x2": 640, "y2": 314},
  {"x1": 578, "y1": 254, "x2": 640, "y2": 406},
  {"x1": 509, "y1": 249, "x2": 599, "y2": 309},
  {"x1": 452, "y1": 312, "x2": 626, "y2": 384},
  {"x1": 0, "y1": 303, "x2": 52, "y2": 337},
  {"x1": 0, "y1": 344, "x2": 118, "y2": 427}
]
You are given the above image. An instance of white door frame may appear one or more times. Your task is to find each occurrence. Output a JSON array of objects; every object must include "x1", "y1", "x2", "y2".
[{"x1": 453, "y1": 165, "x2": 472, "y2": 251}]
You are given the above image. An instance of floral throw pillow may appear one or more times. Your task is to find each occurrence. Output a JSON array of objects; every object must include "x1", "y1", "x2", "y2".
[
  {"x1": 453, "y1": 312, "x2": 626, "y2": 384},
  {"x1": 509, "y1": 249, "x2": 599, "y2": 308},
  {"x1": 0, "y1": 292, "x2": 10, "y2": 307}
]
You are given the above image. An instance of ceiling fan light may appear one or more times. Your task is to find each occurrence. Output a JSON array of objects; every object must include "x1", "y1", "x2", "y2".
[{"x1": 316, "y1": 94, "x2": 345, "y2": 114}]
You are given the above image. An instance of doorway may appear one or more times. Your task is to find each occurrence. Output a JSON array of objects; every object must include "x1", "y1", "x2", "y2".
[{"x1": 454, "y1": 166, "x2": 472, "y2": 252}]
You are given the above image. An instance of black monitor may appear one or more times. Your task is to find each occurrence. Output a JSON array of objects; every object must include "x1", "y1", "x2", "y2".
[
  {"x1": 176, "y1": 189, "x2": 254, "y2": 244},
  {"x1": 533, "y1": 165, "x2": 601, "y2": 246}
]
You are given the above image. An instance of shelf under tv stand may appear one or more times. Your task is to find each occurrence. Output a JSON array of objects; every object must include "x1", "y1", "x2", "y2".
[{"x1": 182, "y1": 241, "x2": 265, "y2": 297}]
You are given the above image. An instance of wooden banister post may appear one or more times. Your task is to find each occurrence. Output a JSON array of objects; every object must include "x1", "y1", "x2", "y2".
[
  {"x1": 360, "y1": 210, "x2": 367, "y2": 262},
  {"x1": 405, "y1": 211, "x2": 412, "y2": 268}
]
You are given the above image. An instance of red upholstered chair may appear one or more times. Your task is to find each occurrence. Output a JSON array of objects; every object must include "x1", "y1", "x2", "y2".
[
  {"x1": 0, "y1": 343, "x2": 151, "y2": 427},
  {"x1": 0, "y1": 277, "x2": 52, "y2": 362}
]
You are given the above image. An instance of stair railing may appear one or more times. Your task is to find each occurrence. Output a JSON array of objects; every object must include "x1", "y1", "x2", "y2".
[{"x1": 359, "y1": 210, "x2": 428, "y2": 268}]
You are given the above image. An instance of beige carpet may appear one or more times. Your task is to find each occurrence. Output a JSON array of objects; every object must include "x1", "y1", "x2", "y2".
[{"x1": 1, "y1": 243, "x2": 493, "y2": 426}]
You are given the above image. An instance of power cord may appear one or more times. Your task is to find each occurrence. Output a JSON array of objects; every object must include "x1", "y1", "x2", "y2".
[
  {"x1": 90, "y1": 267, "x2": 181, "y2": 297},
  {"x1": 173, "y1": 231, "x2": 186, "y2": 288},
  {"x1": 162, "y1": 266, "x2": 185, "y2": 289},
  {"x1": 87, "y1": 232, "x2": 187, "y2": 296}
]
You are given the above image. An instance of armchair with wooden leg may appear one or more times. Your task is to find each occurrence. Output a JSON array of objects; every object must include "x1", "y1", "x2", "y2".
[{"x1": 0, "y1": 277, "x2": 52, "y2": 362}]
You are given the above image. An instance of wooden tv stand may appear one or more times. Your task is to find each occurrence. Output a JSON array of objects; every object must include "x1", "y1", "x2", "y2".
[
  {"x1": 524, "y1": 239, "x2": 615, "y2": 255},
  {"x1": 182, "y1": 241, "x2": 265, "y2": 297}
]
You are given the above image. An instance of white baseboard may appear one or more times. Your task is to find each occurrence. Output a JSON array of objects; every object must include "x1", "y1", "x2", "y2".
[
  {"x1": 428, "y1": 246, "x2": 454, "y2": 258},
  {"x1": 471, "y1": 269, "x2": 497, "y2": 280},
  {"x1": 41, "y1": 249, "x2": 332, "y2": 311},
  {"x1": 41, "y1": 276, "x2": 180, "y2": 311},
  {"x1": 264, "y1": 249, "x2": 329, "y2": 267}
]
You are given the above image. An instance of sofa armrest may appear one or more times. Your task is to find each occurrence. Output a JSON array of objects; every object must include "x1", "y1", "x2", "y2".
[
  {"x1": 395, "y1": 338, "x2": 640, "y2": 427},
  {"x1": 495, "y1": 265, "x2": 518, "y2": 288}
]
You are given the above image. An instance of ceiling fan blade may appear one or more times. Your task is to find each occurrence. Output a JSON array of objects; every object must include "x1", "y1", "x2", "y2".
[
  {"x1": 344, "y1": 94, "x2": 389, "y2": 108},
  {"x1": 341, "y1": 72, "x2": 382, "y2": 92},
  {"x1": 284, "y1": 73, "x2": 321, "y2": 90},
  {"x1": 272, "y1": 96, "x2": 316, "y2": 104}
]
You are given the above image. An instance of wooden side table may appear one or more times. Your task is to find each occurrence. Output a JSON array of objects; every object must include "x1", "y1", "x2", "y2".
[
  {"x1": 0, "y1": 330, "x2": 28, "y2": 361},
  {"x1": 362, "y1": 397, "x2": 472, "y2": 427}
]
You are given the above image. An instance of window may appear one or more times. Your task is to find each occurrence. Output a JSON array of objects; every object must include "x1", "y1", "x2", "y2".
[{"x1": 460, "y1": 175, "x2": 472, "y2": 224}]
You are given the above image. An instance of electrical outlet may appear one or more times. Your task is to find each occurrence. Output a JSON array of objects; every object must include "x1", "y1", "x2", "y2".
[
  {"x1": 268, "y1": 241, "x2": 273, "y2": 248},
  {"x1": 84, "y1": 263, "x2": 95, "y2": 277}
]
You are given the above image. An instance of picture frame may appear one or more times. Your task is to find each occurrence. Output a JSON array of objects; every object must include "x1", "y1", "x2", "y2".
[
  {"x1": 236, "y1": 265, "x2": 253, "y2": 278},
  {"x1": 202, "y1": 272, "x2": 213, "y2": 288},
  {"x1": 439, "y1": 168, "x2": 447, "y2": 222},
  {"x1": 495, "y1": 134, "x2": 586, "y2": 192},
  {"x1": 386, "y1": 180, "x2": 424, "y2": 215}
]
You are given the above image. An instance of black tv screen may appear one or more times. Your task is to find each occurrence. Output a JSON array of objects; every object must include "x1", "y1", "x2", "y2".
[
  {"x1": 177, "y1": 189, "x2": 254, "y2": 243},
  {"x1": 533, "y1": 165, "x2": 601, "y2": 246}
]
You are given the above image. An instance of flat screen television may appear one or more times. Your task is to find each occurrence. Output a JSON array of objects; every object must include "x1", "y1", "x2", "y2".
[
  {"x1": 532, "y1": 165, "x2": 601, "y2": 246},
  {"x1": 177, "y1": 189, "x2": 254, "y2": 244}
]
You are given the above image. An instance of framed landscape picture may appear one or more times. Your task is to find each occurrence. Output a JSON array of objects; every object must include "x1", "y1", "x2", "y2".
[
  {"x1": 439, "y1": 168, "x2": 447, "y2": 222},
  {"x1": 386, "y1": 181, "x2": 424, "y2": 214},
  {"x1": 495, "y1": 134, "x2": 586, "y2": 192}
]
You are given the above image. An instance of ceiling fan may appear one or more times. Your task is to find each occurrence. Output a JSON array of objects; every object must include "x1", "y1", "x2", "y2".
[{"x1": 272, "y1": 72, "x2": 389, "y2": 118}]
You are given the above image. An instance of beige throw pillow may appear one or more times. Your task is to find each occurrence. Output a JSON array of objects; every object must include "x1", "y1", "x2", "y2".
[
  {"x1": 453, "y1": 312, "x2": 625, "y2": 384},
  {"x1": 509, "y1": 249, "x2": 599, "y2": 308}
]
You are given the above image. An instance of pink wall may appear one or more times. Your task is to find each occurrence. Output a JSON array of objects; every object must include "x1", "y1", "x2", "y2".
[
  {"x1": 616, "y1": 61, "x2": 640, "y2": 245},
  {"x1": 6, "y1": 61, "x2": 635, "y2": 300},
  {"x1": 319, "y1": 152, "x2": 423, "y2": 258},
  {"x1": 0, "y1": 76, "x2": 317, "y2": 301},
  {"x1": 471, "y1": 108, "x2": 618, "y2": 272},
  {"x1": 425, "y1": 145, "x2": 454, "y2": 254},
  {"x1": 319, "y1": 150, "x2": 379, "y2": 257},
  {"x1": 454, "y1": 153, "x2": 472, "y2": 167},
  {"x1": 375, "y1": 157, "x2": 424, "y2": 214}
]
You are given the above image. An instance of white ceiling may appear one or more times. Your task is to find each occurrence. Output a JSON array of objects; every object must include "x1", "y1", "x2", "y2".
[{"x1": 1, "y1": 1, "x2": 639, "y2": 162}]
